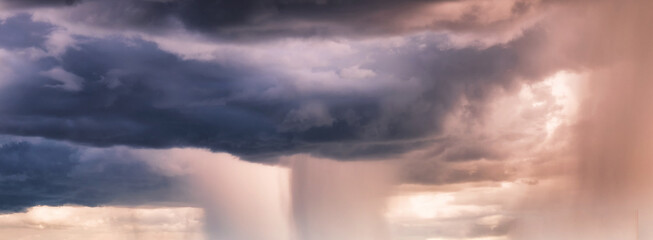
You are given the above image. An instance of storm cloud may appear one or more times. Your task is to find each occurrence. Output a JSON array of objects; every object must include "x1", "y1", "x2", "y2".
[
  {"x1": 0, "y1": 13, "x2": 556, "y2": 160},
  {"x1": 1, "y1": 0, "x2": 79, "y2": 9},
  {"x1": 0, "y1": 138, "x2": 189, "y2": 212},
  {"x1": 4, "y1": 0, "x2": 544, "y2": 40},
  {"x1": 2, "y1": 0, "x2": 638, "y2": 239}
]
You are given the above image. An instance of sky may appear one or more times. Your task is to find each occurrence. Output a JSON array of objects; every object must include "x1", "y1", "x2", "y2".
[{"x1": 0, "y1": 0, "x2": 651, "y2": 239}]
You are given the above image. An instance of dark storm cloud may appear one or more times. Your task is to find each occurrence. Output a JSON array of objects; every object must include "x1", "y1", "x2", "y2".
[
  {"x1": 4, "y1": 0, "x2": 541, "y2": 40},
  {"x1": 0, "y1": 14, "x2": 555, "y2": 161},
  {"x1": 0, "y1": 139, "x2": 189, "y2": 212},
  {"x1": 1, "y1": 0, "x2": 79, "y2": 8},
  {"x1": 0, "y1": 33, "x2": 293, "y2": 157},
  {"x1": 7, "y1": 0, "x2": 435, "y2": 32}
]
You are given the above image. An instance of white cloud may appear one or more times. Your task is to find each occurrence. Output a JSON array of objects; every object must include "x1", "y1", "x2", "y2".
[
  {"x1": 0, "y1": 205, "x2": 205, "y2": 240},
  {"x1": 339, "y1": 65, "x2": 376, "y2": 80},
  {"x1": 40, "y1": 67, "x2": 84, "y2": 91},
  {"x1": 44, "y1": 29, "x2": 76, "y2": 57}
]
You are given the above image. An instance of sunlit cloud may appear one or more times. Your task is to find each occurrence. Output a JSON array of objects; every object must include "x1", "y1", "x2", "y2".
[
  {"x1": 1, "y1": 0, "x2": 652, "y2": 239},
  {"x1": 0, "y1": 205, "x2": 204, "y2": 240}
]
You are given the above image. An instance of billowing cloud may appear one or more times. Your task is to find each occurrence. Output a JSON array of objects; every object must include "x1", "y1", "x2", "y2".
[
  {"x1": 0, "y1": 13, "x2": 560, "y2": 161},
  {"x1": 3, "y1": 0, "x2": 647, "y2": 239},
  {"x1": 4, "y1": 0, "x2": 545, "y2": 42},
  {"x1": 0, "y1": 137, "x2": 191, "y2": 212}
]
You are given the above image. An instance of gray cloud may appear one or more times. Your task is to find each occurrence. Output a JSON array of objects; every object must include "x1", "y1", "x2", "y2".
[
  {"x1": 393, "y1": 217, "x2": 515, "y2": 240},
  {"x1": 0, "y1": 138, "x2": 190, "y2": 212},
  {"x1": 0, "y1": 14, "x2": 558, "y2": 161},
  {"x1": 8, "y1": 0, "x2": 544, "y2": 41},
  {"x1": 0, "y1": 14, "x2": 53, "y2": 49},
  {"x1": 1, "y1": 0, "x2": 79, "y2": 8}
]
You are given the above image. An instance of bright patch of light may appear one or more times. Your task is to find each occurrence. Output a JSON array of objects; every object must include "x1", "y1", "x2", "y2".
[
  {"x1": 409, "y1": 193, "x2": 455, "y2": 219},
  {"x1": 0, "y1": 206, "x2": 205, "y2": 240}
]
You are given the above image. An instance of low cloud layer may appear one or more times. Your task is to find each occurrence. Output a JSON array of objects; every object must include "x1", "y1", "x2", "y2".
[
  {"x1": 0, "y1": 138, "x2": 190, "y2": 212},
  {"x1": 0, "y1": 206, "x2": 204, "y2": 240}
]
